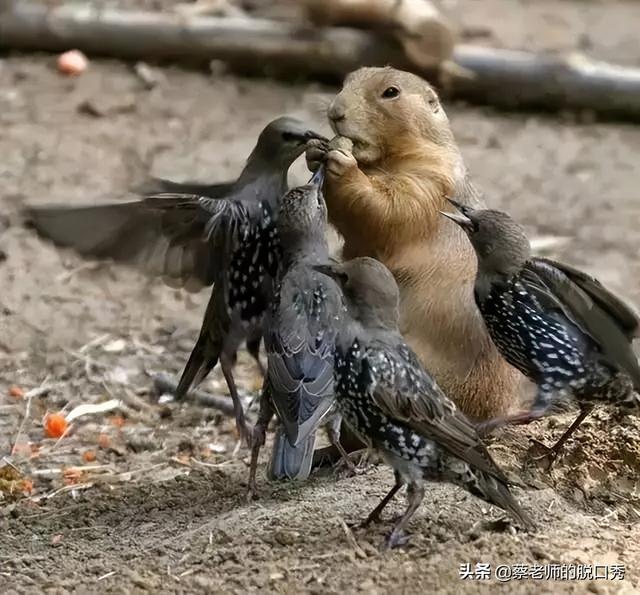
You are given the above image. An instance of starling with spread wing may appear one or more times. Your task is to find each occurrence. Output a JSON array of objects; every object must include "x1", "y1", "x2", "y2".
[
  {"x1": 315, "y1": 257, "x2": 533, "y2": 549},
  {"x1": 25, "y1": 117, "x2": 327, "y2": 443},
  {"x1": 441, "y1": 202, "x2": 640, "y2": 463}
]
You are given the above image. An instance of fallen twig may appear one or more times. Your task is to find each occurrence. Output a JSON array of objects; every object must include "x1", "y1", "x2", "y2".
[
  {"x1": 337, "y1": 516, "x2": 368, "y2": 559},
  {"x1": 152, "y1": 373, "x2": 236, "y2": 416},
  {"x1": 11, "y1": 381, "x2": 50, "y2": 455}
]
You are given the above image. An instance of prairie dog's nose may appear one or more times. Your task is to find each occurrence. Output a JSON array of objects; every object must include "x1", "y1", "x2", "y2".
[{"x1": 328, "y1": 97, "x2": 346, "y2": 123}]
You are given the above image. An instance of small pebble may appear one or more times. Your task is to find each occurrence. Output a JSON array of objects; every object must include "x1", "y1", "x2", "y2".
[{"x1": 57, "y1": 50, "x2": 89, "y2": 76}]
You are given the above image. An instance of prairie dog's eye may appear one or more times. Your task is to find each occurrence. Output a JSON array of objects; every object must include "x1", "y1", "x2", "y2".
[{"x1": 381, "y1": 86, "x2": 400, "y2": 99}]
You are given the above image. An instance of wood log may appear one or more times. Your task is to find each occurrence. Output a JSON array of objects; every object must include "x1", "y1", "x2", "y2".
[
  {"x1": 303, "y1": 0, "x2": 456, "y2": 68},
  {"x1": 2, "y1": 3, "x2": 640, "y2": 121},
  {"x1": 0, "y1": 2, "x2": 407, "y2": 78}
]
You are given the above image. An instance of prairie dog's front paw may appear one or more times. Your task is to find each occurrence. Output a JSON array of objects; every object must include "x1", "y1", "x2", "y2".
[
  {"x1": 326, "y1": 136, "x2": 356, "y2": 179},
  {"x1": 305, "y1": 138, "x2": 329, "y2": 174}
]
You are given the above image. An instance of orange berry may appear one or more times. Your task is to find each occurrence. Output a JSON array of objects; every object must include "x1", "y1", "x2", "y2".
[
  {"x1": 63, "y1": 468, "x2": 82, "y2": 485},
  {"x1": 19, "y1": 479, "x2": 34, "y2": 495},
  {"x1": 44, "y1": 413, "x2": 69, "y2": 439},
  {"x1": 108, "y1": 415, "x2": 126, "y2": 428},
  {"x1": 8, "y1": 385, "x2": 24, "y2": 398}
]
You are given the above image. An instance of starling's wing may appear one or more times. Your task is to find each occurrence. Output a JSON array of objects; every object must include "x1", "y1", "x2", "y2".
[
  {"x1": 133, "y1": 177, "x2": 236, "y2": 198},
  {"x1": 265, "y1": 269, "x2": 342, "y2": 447},
  {"x1": 25, "y1": 194, "x2": 249, "y2": 291},
  {"x1": 366, "y1": 339, "x2": 508, "y2": 482},
  {"x1": 535, "y1": 257, "x2": 640, "y2": 339},
  {"x1": 524, "y1": 259, "x2": 640, "y2": 389}
]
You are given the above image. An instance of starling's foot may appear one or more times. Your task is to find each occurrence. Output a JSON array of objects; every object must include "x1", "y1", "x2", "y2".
[
  {"x1": 476, "y1": 417, "x2": 506, "y2": 437},
  {"x1": 333, "y1": 449, "x2": 371, "y2": 478},
  {"x1": 237, "y1": 417, "x2": 252, "y2": 449},
  {"x1": 352, "y1": 510, "x2": 384, "y2": 530},
  {"x1": 245, "y1": 481, "x2": 259, "y2": 502},
  {"x1": 383, "y1": 530, "x2": 411, "y2": 550},
  {"x1": 526, "y1": 439, "x2": 562, "y2": 470},
  {"x1": 246, "y1": 421, "x2": 267, "y2": 502}
]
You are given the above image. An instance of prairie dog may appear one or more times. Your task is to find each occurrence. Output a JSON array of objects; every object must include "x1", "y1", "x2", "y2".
[{"x1": 315, "y1": 66, "x2": 522, "y2": 419}]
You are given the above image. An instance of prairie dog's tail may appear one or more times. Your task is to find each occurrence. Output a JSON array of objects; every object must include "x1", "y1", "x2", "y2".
[
  {"x1": 268, "y1": 425, "x2": 316, "y2": 481},
  {"x1": 442, "y1": 455, "x2": 535, "y2": 531}
]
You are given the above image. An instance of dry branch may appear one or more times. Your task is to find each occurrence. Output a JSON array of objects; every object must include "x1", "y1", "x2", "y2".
[
  {"x1": 303, "y1": 0, "x2": 455, "y2": 68},
  {"x1": 2, "y1": 3, "x2": 640, "y2": 120},
  {"x1": 152, "y1": 373, "x2": 236, "y2": 416},
  {"x1": 0, "y1": 2, "x2": 407, "y2": 78}
]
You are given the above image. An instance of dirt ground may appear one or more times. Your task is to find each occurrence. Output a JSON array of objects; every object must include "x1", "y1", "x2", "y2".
[{"x1": 2, "y1": 1, "x2": 640, "y2": 593}]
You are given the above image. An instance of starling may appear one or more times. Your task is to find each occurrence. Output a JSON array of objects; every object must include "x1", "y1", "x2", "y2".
[
  {"x1": 315, "y1": 257, "x2": 533, "y2": 548},
  {"x1": 247, "y1": 166, "x2": 353, "y2": 496},
  {"x1": 25, "y1": 117, "x2": 327, "y2": 443},
  {"x1": 441, "y1": 201, "x2": 640, "y2": 461}
]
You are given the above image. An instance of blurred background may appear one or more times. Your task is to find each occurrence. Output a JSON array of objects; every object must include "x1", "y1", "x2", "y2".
[{"x1": 1, "y1": 1, "x2": 640, "y2": 592}]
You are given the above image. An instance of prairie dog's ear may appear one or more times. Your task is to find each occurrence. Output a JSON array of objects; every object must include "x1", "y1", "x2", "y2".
[{"x1": 424, "y1": 87, "x2": 441, "y2": 113}]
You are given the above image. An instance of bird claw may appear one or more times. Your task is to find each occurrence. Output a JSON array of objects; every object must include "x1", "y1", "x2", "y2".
[
  {"x1": 526, "y1": 439, "x2": 561, "y2": 470},
  {"x1": 350, "y1": 510, "x2": 385, "y2": 530},
  {"x1": 383, "y1": 530, "x2": 410, "y2": 550},
  {"x1": 245, "y1": 482, "x2": 259, "y2": 503},
  {"x1": 475, "y1": 417, "x2": 505, "y2": 437},
  {"x1": 333, "y1": 449, "x2": 372, "y2": 478}
]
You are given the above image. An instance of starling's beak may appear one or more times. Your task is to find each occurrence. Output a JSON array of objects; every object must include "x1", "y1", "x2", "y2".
[
  {"x1": 284, "y1": 130, "x2": 328, "y2": 146},
  {"x1": 445, "y1": 197, "x2": 467, "y2": 212},
  {"x1": 313, "y1": 263, "x2": 348, "y2": 284},
  {"x1": 309, "y1": 163, "x2": 325, "y2": 186},
  {"x1": 440, "y1": 210, "x2": 475, "y2": 234},
  {"x1": 305, "y1": 130, "x2": 329, "y2": 143}
]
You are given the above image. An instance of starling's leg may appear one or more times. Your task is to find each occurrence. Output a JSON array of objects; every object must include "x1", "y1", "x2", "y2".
[
  {"x1": 246, "y1": 336, "x2": 266, "y2": 378},
  {"x1": 220, "y1": 351, "x2": 250, "y2": 446},
  {"x1": 529, "y1": 406, "x2": 593, "y2": 466},
  {"x1": 360, "y1": 472, "x2": 403, "y2": 528},
  {"x1": 384, "y1": 482, "x2": 424, "y2": 550},
  {"x1": 246, "y1": 389, "x2": 274, "y2": 502},
  {"x1": 326, "y1": 415, "x2": 359, "y2": 475},
  {"x1": 312, "y1": 424, "x2": 367, "y2": 469},
  {"x1": 477, "y1": 408, "x2": 548, "y2": 437}
]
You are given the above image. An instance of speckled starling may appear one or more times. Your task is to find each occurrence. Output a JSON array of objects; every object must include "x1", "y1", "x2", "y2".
[
  {"x1": 441, "y1": 201, "x2": 640, "y2": 461},
  {"x1": 247, "y1": 166, "x2": 353, "y2": 496},
  {"x1": 25, "y1": 117, "x2": 327, "y2": 443},
  {"x1": 314, "y1": 257, "x2": 534, "y2": 548}
]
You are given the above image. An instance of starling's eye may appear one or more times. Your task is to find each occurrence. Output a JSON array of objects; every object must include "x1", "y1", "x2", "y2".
[
  {"x1": 281, "y1": 132, "x2": 296, "y2": 142},
  {"x1": 381, "y1": 86, "x2": 400, "y2": 99}
]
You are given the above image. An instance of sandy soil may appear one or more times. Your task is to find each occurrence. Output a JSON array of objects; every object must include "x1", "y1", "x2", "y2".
[{"x1": 1, "y1": 1, "x2": 640, "y2": 593}]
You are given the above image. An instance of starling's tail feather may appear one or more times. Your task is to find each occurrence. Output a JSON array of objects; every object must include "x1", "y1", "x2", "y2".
[
  {"x1": 268, "y1": 426, "x2": 316, "y2": 481},
  {"x1": 443, "y1": 455, "x2": 535, "y2": 531},
  {"x1": 473, "y1": 470, "x2": 536, "y2": 532},
  {"x1": 175, "y1": 336, "x2": 220, "y2": 400}
]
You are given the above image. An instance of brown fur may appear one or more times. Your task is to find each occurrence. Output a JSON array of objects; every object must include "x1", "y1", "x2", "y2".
[{"x1": 324, "y1": 66, "x2": 522, "y2": 419}]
